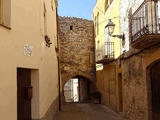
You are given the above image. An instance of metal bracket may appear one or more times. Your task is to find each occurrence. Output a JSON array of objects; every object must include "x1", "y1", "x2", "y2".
[{"x1": 111, "y1": 34, "x2": 125, "y2": 41}]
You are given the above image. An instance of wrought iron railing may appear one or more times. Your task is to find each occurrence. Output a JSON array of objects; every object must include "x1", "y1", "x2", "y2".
[
  {"x1": 105, "y1": 42, "x2": 114, "y2": 58},
  {"x1": 130, "y1": 1, "x2": 160, "y2": 43},
  {"x1": 96, "y1": 42, "x2": 114, "y2": 62}
]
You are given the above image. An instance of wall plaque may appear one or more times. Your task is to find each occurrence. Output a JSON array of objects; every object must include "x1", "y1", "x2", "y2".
[{"x1": 24, "y1": 44, "x2": 33, "y2": 56}]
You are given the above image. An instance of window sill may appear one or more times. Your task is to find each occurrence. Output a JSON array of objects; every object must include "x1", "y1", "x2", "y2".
[{"x1": 0, "y1": 24, "x2": 11, "y2": 30}]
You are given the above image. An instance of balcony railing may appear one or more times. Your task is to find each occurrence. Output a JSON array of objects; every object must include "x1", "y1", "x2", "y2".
[
  {"x1": 96, "y1": 42, "x2": 114, "y2": 64},
  {"x1": 130, "y1": 1, "x2": 160, "y2": 49}
]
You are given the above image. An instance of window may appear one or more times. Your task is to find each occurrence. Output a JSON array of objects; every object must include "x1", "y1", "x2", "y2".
[
  {"x1": 51, "y1": 0, "x2": 53, "y2": 11},
  {"x1": 70, "y1": 26, "x2": 73, "y2": 30},
  {"x1": 0, "y1": 0, "x2": 11, "y2": 28},
  {"x1": 0, "y1": 0, "x2": 3, "y2": 24},
  {"x1": 97, "y1": 40, "x2": 100, "y2": 48},
  {"x1": 44, "y1": 3, "x2": 47, "y2": 35},
  {"x1": 105, "y1": 0, "x2": 109, "y2": 11},
  {"x1": 94, "y1": 16, "x2": 97, "y2": 36},
  {"x1": 97, "y1": 13, "x2": 99, "y2": 35}
]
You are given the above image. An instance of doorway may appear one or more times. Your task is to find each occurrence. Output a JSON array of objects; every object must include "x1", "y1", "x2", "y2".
[
  {"x1": 150, "y1": 61, "x2": 160, "y2": 120},
  {"x1": 63, "y1": 75, "x2": 91, "y2": 103},
  {"x1": 64, "y1": 78, "x2": 79, "y2": 103},
  {"x1": 17, "y1": 68, "x2": 32, "y2": 120}
]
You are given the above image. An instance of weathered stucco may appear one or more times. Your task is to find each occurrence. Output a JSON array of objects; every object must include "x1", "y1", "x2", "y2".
[
  {"x1": 121, "y1": 45, "x2": 160, "y2": 120},
  {"x1": 96, "y1": 61, "x2": 122, "y2": 112},
  {"x1": 0, "y1": 0, "x2": 59, "y2": 120}
]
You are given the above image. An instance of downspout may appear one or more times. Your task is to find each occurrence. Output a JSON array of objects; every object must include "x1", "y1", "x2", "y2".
[
  {"x1": 93, "y1": 22, "x2": 97, "y2": 88},
  {"x1": 114, "y1": 62, "x2": 117, "y2": 111},
  {"x1": 56, "y1": 8, "x2": 61, "y2": 111}
]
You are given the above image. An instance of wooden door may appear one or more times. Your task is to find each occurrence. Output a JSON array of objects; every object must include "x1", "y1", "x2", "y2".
[
  {"x1": 17, "y1": 68, "x2": 32, "y2": 120},
  {"x1": 151, "y1": 62, "x2": 160, "y2": 120},
  {"x1": 79, "y1": 79, "x2": 88, "y2": 103}
]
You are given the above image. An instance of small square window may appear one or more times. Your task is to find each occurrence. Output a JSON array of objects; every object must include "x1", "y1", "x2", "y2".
[{"x1": 70, "y1": 26, "x2": 73, "y2": 30}]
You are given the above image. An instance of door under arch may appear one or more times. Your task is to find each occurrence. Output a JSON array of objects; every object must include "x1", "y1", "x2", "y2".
[
  {"x1": 63, "y1": 75, "x2": 91, "y2": 103},
  {"x1": 150, "y1": 61, "x2": 160, "y2": 120}
]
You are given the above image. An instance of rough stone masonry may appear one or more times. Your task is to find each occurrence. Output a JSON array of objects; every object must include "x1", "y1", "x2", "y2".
[{"x1": 59, "y1": 16, "x2": 96, "y2": 89}]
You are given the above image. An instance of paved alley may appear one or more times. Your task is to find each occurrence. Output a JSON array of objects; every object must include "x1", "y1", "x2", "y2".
[{"x1": 54, "y1": 104, "x2": 125, "y2": 120}]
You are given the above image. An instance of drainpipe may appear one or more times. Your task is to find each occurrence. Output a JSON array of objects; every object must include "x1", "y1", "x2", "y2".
[
  {"x1": 93, "y1": 23, "x2": 97, "y2": 89},
  {"x1": 56, "y1": 8, "x2": 61, "y2": 111}
]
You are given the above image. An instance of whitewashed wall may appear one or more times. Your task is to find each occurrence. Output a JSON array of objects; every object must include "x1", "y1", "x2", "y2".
[{"x1": 120, "y1": 0, "x2": 144, "y2": 52}]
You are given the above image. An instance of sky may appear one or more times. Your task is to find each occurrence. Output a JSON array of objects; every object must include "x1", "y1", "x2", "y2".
[{"x1": 58, "y1": 0, "x2": 97, "y2": 20}]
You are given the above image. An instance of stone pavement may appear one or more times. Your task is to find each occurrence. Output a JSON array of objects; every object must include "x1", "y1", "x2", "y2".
[{"x1": 54, "y1": 103, "x2": 125, "y2": 120}]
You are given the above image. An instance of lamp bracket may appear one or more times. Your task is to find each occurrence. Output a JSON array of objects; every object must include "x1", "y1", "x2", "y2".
[{"x1": 111, "y1": 34, "x2": 125, "y2": 40}]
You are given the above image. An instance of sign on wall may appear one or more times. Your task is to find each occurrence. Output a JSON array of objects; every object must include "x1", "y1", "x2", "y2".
[{"x1": 24, "y1": 44, "x2": 33, "y2": 56}]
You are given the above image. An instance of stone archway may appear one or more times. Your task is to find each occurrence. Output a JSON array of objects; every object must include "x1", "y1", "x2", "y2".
[
  {"x1": 62, "y1": 72, "x2": 93, "y2": 89},
  {"x1": 147, "y1": 59, "x2": 160, "y2": 120}
]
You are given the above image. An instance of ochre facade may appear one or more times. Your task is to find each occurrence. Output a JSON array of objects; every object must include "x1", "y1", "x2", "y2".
[
  {"x1": 96, "y1": 61, "x2": 122, "y2": 112},
  {"x1": 0, "y1": 0, "x2": 59, "y2": 120},
  {"x1": 93, "y1": 0, "x2": 122, "y2": 114}
]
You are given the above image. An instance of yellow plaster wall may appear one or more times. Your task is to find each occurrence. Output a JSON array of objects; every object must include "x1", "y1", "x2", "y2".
[
  {"x1": 96, "y1": 62, "x2": 119, "y2": 111},
  {"x1": 93, "y1": 0, "x2": 121, "y2": 112},
  {"x1": 93, "y1": 0, "x2": 106, "y2": 50},
  {"x1": 105, "y1": 0, "x2": 121, "y2": 59},
  {"x1": 93, "y1": 0, "x2": 121, "y2": 59},
  {"x1": 0, "y1": 0, "x2": 58, "y2": 119}
]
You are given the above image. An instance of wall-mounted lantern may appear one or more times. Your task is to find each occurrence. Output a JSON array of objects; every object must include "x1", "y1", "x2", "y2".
[
  {"x1": 45, "y1": 35, "x2": 52, "y2": 47},
  {"x1": 105, "y1": 19, "x2": 125, "y2": 41}
]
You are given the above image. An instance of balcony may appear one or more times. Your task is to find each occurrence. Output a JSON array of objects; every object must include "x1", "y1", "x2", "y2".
[
  {"x1": 96, "y1": 42, "x2": 114, "y2": 64},
  {"x1": 130, "y1": 1, "x2": 160, "y2": 49}
]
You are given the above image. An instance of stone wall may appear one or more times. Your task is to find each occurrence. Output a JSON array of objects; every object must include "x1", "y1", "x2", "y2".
[
  {"x1": 59, "y1": 16, "x2": 96, "y2": 103},
  {"x1": 121, "y1": 45, "x2": 160, "y2": 120},
  {"x1": 122, "y1": 55, "x2": 147, "y2": 120},
  {"x1": 59, "y1": 16, "x2": 96, "y2": 86}
]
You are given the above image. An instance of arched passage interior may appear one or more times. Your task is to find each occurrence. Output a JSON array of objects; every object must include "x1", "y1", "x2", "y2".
[{"x1": 63, "y1": 75, "x2": 92, "y2": 103}]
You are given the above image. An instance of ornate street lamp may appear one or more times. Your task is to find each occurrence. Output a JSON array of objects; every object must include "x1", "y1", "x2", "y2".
[
  {"x1": 105, "y1": 19, "x2": 115, "y2": 35},
  {"x1": 105, "y1": 19, "x2": 125, "y2": 40}
]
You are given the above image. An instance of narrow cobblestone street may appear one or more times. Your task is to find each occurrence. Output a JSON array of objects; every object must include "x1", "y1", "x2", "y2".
[{"x1": 54, "y1": 104, "x2": 125, "y2": 120}]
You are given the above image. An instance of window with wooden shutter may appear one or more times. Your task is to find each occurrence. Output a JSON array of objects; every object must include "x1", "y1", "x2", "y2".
[
  {"x1": 0, "y1": 0, "x2": 3, "y2": 24},
  {"x1": 94, "y1": 16, "x2": 97, "y2": 37},
  {"x1": 44, "y1": 3, "x2": 47, "y2": 35},
  {"x1": 105, "y1": 0, "x2": 109, "y2": 11},
  {"x1": 97, "y1": 13, "x2": 99, "y2": 35},
  {"x1": 0, "y1": 0, "x2": 11, "y2": 28}
]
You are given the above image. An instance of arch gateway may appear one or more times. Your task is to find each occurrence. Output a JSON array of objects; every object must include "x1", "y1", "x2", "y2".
[{"x1": 58, "y1": 17, "x2": 96, "y2": 104}]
